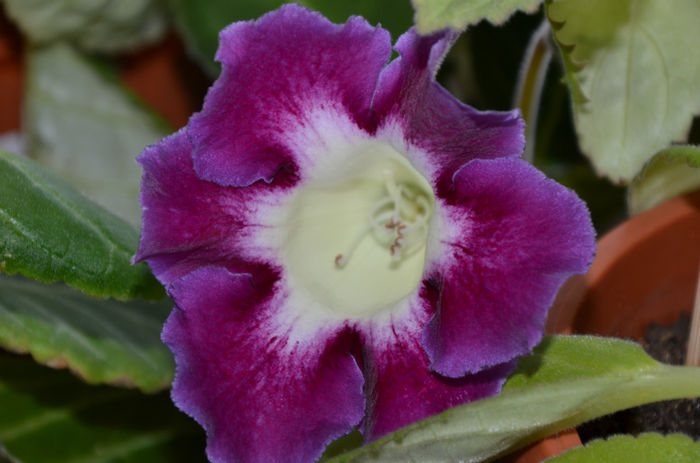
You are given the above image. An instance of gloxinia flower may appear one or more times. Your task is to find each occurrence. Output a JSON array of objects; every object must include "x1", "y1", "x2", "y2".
[{"x1": 134, "y1": 4, "x2": 595, "y2": 463}]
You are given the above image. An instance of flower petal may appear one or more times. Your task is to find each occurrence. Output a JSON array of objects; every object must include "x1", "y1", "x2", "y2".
[
  {"x1": 133, "y1": 129, "x2": 284, "y2": 286},
  {"x1": 374, "y1": 28, "x2": 525, "y2": 193},
  {"x1": 423, "y1": 158, "x2": 596, "y2": 377},
  {"x1": 360, "y1": 290, "x2": 516, "y2": 441},
  {"x1": 164, "y1": 266, "x2": 365, "y2": 463},
  {"x1": 189, "y1": 4, "x2": 392, "y2": 187}
]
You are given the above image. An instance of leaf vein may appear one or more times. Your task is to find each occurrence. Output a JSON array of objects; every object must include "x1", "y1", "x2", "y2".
[
  {"x1": 637, "y1": 23, "x2": 670, "y2": 150},
  {"x1": 5, "y1": 154, "x2": 131, "y2": 261}
]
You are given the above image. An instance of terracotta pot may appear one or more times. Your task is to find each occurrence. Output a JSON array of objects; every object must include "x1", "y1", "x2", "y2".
[
  {"x1": 506, "y1": 190, "x2": 700, "y2": 462},
  {"x1": 502, "y1": 429, "x2": 582, "y2": 463},
  {"x1": 547, "y1": 189, "x2": 700, "y2": 338},
  {"x1": 119, "y1": 34, "x2": 210, "y2": 130},
  {"x1": 0, "y1": 11, "x2": 23, "y2": 134}
]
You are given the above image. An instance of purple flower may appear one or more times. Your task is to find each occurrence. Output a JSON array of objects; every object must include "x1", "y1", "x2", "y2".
[{"x1": 134, "y1": 5, "x2": 595, "y2": 463}]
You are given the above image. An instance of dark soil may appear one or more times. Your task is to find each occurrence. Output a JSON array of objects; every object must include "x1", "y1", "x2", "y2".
[{"x1": 577, "y1": 314, "x2": 700, "y2": 442}]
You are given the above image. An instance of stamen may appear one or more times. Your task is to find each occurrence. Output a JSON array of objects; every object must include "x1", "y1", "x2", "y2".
[
  {"x1": 334, "y1": 223, "x2": 373, "y2": 268},
  {"x1": 334, "y1": 170, "x2": 431, "y2": 268}
]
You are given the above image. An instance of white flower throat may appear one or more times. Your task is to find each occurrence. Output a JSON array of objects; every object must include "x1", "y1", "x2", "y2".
[
  {"x1": 281, "y1": 142, "x2": 435, "y2": 318},
  {"x1": 335, "y1": 170, "x2": 431, "y2": 268}
]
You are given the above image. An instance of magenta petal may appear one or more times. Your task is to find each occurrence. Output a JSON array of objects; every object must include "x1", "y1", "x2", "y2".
[
  {"x1": 133, "y1": 129, "x2": 279, "y2": 287},
  {"x1": 134, "y1": 129, "x2": 235, "y2": 285},
  {"x1": 423, "y1": 158, "x2": 596, "y2": 377},
  {"x1": 164, "y1": 266, "x2": 365, "y2": 463},
  {"x1": 361, "y1": 293, "x2": 516, "y2": 441},
  {"x1": 189, "y1": 4, "x2": 392, "y2": 187},
  {"x1": 374, "y1": 28, "x2": 525, "y2": 193}
]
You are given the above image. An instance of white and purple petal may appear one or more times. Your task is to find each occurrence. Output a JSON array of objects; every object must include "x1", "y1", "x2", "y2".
[
  {"x1": 422, "y1": 158, "x2": 596, "y2": 377},
  {"x1": 374, "y1": 29, "x2": 525, "y2": 194},
  {"x1": 164, "y1": 266, "x2": 365, "y2": 463},
  {"x1": 189, "y1": 4, "x2": 391, "y2": 187},
  {"x1": 134, "y1": 129, "x2": 287, "y2": 287},
  {"x1": 359, "y1": 285, "x2": 517, "y2": 441}
]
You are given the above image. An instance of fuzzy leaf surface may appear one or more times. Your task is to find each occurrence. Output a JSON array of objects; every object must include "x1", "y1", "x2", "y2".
[
  {"x1": 412, "y1": 0, "x2": 542, "y2": 33},
  {"x1": 329, "y1": 336, "x2": 700, "y2": 462},
  {"x1": 628, "y1": 145, "x2": 700, "y2": 215},
  {"x1": 548, "y1": 433, "x2": 700, "y2": 462},
  {"x1": 0, "y1": 148, "x2": 163, "y2": 300},
  {"x1": 546, "y1": 0, "x2": 700, "y2": 182}
]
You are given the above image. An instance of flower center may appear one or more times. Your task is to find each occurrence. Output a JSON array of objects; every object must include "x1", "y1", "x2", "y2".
[
  {"x1": 334, "y1": 170, "x2": 431, "y2": 268},
  {"x1": 281, "y1": 142, "x2": 434, "y2": 319}
]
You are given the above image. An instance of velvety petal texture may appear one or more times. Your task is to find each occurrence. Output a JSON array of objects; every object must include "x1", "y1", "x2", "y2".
[
  {"x1": 134, "y1": 129, "x2": 285, "y2": 287},
  {"x1": 374, "y1": 29, "x2": 526, "y2": 194},
  {"x1": 189, "y1": 5, "x2": 391, "y2": 187},
  {"x1": 135, "y1": 4, "x2": 596, "y2": 463},
  {"x1": 423, "y1": 158, "x2": 595, "y2": 377},
  {"x1": 165, "y1": 266, "x2": 365, "y2": 463},
  {"x1": 360, "y1": 287, "x2": 517, "y2": 440}
]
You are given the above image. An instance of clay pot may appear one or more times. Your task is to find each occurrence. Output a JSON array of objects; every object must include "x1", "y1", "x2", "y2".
[
  {"x1": 547, "y1": 189, "x2": 700, "y2": 338},
  {"x1": 506, "y1": 190, "x2": 700, "y2": 462},
  {"x1": 0, "y1": 12, "x2": 23, "y2": 133},
  {"x1": 502, "y1": 430, "x2": 582, "y2": 463},
  {"x1": 119, "y1": 34, "x2": 210, "y2": 130}
]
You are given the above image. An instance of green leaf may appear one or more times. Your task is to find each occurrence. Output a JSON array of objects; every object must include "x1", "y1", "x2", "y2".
[
  {"x1": 329, "y1": 336, "x2": 700, "y2": 462},
  {"x1": 412, "y1": 0, "x2": 542, "y2": 33},
  {"x1": 0, "y1": 353, "x2": 205, "y2": 463},
  {"x1": 25, "y1": 42, "x2": 169, "y2": 227},
  {"x1": 0, "y1": 275, "x2": 173, "y2": 392},
  {"x1": 628, "y1": 145, "x2": 700, "y2": 215},
  {"x1": 167, "y1": 0, "x2": 414, "y2": 76},
  {"x1": 0, "y1": 148, "x2": 163, "y2": 301},
  {"x1": 2, "y1": 0, "x2": 168, "y2": 53},
  {"x1": 548, "y1": 433, "x2": 700, "y2": 462},
  {"x1": 546, "y1": 0, "x2": 700, "y2": 182}
]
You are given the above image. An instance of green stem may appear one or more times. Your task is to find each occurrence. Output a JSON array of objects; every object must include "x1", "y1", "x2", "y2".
[{"x1": 513, "y1": 19, "x2": 554, "y2": 164}]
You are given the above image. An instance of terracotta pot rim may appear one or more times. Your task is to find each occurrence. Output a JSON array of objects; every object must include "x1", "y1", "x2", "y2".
[
  {"x1": 546, "y1": 189, "x2": 700, "y2": 335},
  {"x1": 587, "y1": 190, "x2": 700, "y2": 289}
]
